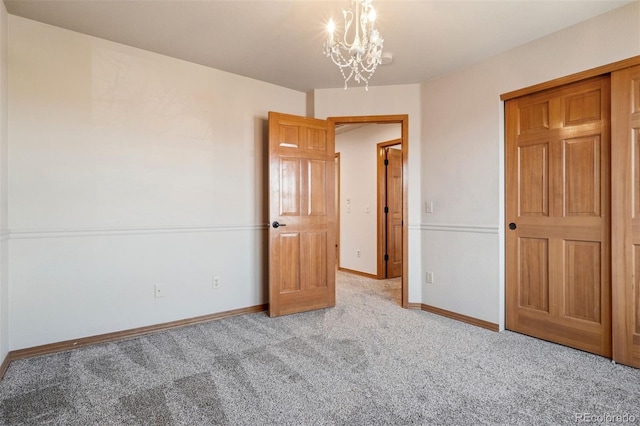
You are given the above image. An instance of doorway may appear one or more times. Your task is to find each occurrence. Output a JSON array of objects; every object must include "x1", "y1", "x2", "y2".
[{"x1": 330, "y1": 115, "x2": 409, "y2": 308}]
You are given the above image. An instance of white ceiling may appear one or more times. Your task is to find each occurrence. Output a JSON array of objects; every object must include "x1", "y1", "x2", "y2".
[{"x1": 4, "y1": 0, "x2": 634, "y2": 92}]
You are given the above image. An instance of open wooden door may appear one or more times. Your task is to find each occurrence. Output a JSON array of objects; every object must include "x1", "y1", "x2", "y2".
[
  {"x1": 611, "y1": 65, "x2": 640, "y2": 368},
  {"x1": 376, "y1": 141, "x2": 403, "y2": 279},
  {"x1": 505, "y1": 76, "x2": 612, "y2": 357},
  {"x1": 386, "y1": 147, "x2": 403, "y2": 278},
  {"x1": 268, "y1": 112, "x2": 336, "y2": 317}
]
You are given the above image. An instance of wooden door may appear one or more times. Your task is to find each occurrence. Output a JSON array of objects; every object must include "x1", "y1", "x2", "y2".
[
  {"x1": 335, "y1": 153, "x2": 340, "y2": 266},
  {"x1": 505, "y1": 76, "x2": 612, "y2": 357},
  {"x1": 268, "y1": 112, "x2": 336, "y2": 317},
  {"x1": 386, "y1": 148, "x2": 403, "y2": 278},
  {"x1": 611, "y1": 65, "x2": 640, "y2": 367}
]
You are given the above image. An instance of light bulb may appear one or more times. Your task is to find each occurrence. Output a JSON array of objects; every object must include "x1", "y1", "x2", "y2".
[
  {"x1": 327, "y1": 18, "x2": 335, "y2": 44},
  {"x1": 327, "y1": 18, "x2": 335, "y2": 34}
]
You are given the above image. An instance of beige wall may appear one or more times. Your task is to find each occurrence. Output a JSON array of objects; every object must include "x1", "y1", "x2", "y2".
[
  {"x1": 421, "y1": 1, "x2": 640, "y2": 328},
  {"x1": 8, "y1": 16, "x2": 306, "y2": 349},
  {"x1": 4, "y1": 1, "x2": 640, "y2": 351}
]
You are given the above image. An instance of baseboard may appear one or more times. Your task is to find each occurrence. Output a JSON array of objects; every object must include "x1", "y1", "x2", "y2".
[
  {"x1": 4, "y1": 303, "x2": 268, "y2": 373},
  {"x1": 0, "y1": 353, "x2": 11, "y2": 380},
  {"x1": 420, "y1": 304, "x2": 499, "y2": 332},
  {"x1": 406, "y1": 302, "x2": 422, "y2": 309},
  {"x1": 337, "y1": 267, "x2": 379, "y2": 280}
]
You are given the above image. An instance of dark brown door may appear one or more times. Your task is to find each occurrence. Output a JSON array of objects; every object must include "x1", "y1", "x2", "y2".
[
  {"x1": 268, "y1": 112, "x2": 336, "y2": 317},
  {"x1": 386, "y1": 147, "x2": 403, "y2": 278},
  {"x1": 506, "y1": 76, "x2": 612, "y2": 357},
  {"x1": 611, "y1": 64, "x2": 640, "y2": 368}
]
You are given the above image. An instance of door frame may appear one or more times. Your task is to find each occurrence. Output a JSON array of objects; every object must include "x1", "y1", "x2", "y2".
[
  {"x1": 377, "y1": 139, "x2": 403, "y2": 279},
  {"x1": 329, "y1": 115, "x2": 409, "y2": 308}
]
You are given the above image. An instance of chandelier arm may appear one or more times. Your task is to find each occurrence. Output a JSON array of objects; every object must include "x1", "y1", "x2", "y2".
[
  {"x1": 359, "y1": 2, "x2": 368, "y2": 46},
  {"x1": 354, "y1": 0, "x2": 360, "y2": 46},
  {"x1": 342, "y1": 9, "x2": 353, "y2": 48}
]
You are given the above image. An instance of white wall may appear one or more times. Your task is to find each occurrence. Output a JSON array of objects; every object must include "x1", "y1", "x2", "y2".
[
  {"x1": 314, "y1": 84, "x2": 422, "y2": 303},
  {"x1": 0, "y1": 1, "x2": 8, "y2": 362},
  {"x1": 421, "y1": 1, "x2": 640, "y2": 328},
  {"x1": 336, "y1": 124, "x2": 401, "y2": 275},
  {"x1": 8, "y1": 16, "x2": 306, "y2": 350}
]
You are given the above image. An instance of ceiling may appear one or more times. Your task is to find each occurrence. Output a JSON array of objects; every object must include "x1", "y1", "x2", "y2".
[{"x1": 4, "y1": 0, "x2": 634, "y2": 92}]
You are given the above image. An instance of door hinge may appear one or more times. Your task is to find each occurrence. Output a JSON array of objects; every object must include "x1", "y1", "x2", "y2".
[
  {"x1": 384, "y1": 206, "x2": 389, "y2": 214},
  {"x1": 384, "y1": 159, "x2": 389, "y2": 166},
  {"x1": 384, "y1": 254, "x2": 389, "y2": 261}
]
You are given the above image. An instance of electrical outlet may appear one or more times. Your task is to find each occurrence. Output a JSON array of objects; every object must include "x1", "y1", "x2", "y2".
[
  {"x1": 426, "y1": 272, "x2": 434, "y2": 284},
  {"x1": 356, "y1": 249, "x2": 361, "y2": 257},
  {"x1": 154, "y1": 284, "x2": 164, "y2": 298},
  {"x1": 213, "y1": 276, "x2": 221, "y2": 289}
]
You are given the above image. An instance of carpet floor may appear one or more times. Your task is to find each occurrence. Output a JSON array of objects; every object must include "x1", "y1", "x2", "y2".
[{"x1": 0, "y1": 270, "x2": 638, "y2": 425}]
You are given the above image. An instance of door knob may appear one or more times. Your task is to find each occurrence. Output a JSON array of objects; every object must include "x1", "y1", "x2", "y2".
[
  {"x1": 508, "y1": 222, "x2": 517, "y2": 230},
  {"x1": 272, "y1": 221, "x2": 287, "y2": 228}
]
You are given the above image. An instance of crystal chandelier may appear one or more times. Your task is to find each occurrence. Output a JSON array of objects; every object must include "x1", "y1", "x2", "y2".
[{"x1": 323, "y1": 0, "x2": 384, "y2": 90}]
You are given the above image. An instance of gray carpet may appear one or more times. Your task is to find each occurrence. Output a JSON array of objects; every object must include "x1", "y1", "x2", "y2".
[{"x1": 0, "y1": 270, "x2": 638, "y2": 425}]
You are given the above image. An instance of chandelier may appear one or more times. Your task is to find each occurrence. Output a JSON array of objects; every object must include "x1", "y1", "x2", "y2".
[{"x1": 323, "y1": 0, "x2": 384, "y2": 90}]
